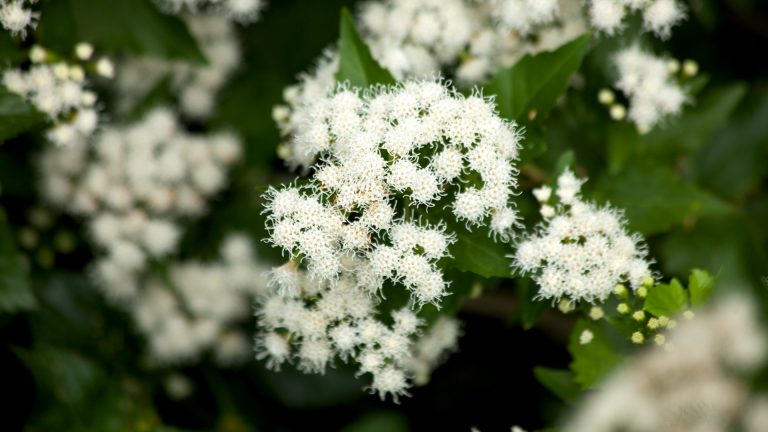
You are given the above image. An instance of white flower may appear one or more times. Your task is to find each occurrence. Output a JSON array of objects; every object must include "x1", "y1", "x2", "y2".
[
  {"x1": 95, "y1": 58, "x2": 115, "y2": 78},
  {"x1": 370, "y1": 365, "x2": 410, "y2": 402},
  {"x1": 130, "y1": 235, "x2": 271, "y2": 365},
  {"x1": 116, "y1": 15, "x2": 241, "y2": 119},
  {"x1": 492, "y1": 0, "x2": 560, "y2": 35},
  {"x1": 513, "y1": 169, "x2": 653, "y2": 303},
  {"x1": 255, "y1": 262, "x2": 462, "y2": 402},
  {"x1": 3, "y1": 57, "x2": 103, "y2": 146},
  {"x1": 0, "y1": 0, "x2": 38, "y2": 38},
  {"x1": 154, "y1": 0, "x2": 265, "y2": 23},
  {"x1": 75, "y1": 42, "x2": 94, "y2": 60},
  {"x1": 141, "y1": 219, "x2": 180, "y2": 257},
  {"x1": 255, "y1": 331, "x2": 291, "y2": 370},
  {"x1": 587, "y1": 0, "x2": 685, "y2": 38},
  {"x1": 358, "y1": 0, "x2": 474, "y2": 79},
  {"x1": 613, "y1": 46, "x2": 686, "y2": 131},
  {"x1": 564, "y1": 294, "x2": 767, "y2": 432}
]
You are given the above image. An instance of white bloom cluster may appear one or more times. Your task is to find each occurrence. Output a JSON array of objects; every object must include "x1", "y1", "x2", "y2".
[
  {"x1": 357, "y1": 0, "x2": 586, "y2": 83},
  {"x1": 457, "y1": 0, "x2": 587, "y2": 83},
  {"x1": 272, "y1": 1, "x2": 587, "y2": 142},
  {"x1": 154, "y1": 0, "x2": 264, "y2": 23},
  {"x1": 260, "y1": 79, "x2": 513, "y2": 400},
  {"x1": 613, "y1": 46, "x2": 685, "y2": 132},
  {"x1": 564, "y1": 294, "x2": 768, "y2": 432},
  {"x1": 273, "y1": 48, "x2": 339, "y2": 170},
  {"x1": 39, "y1": 107, "x2": 241, "y2": 301},
  {"x1": 402, "y1": 316, "x2": 461, "y2": 385},
  {"x1": 0, "y1": 0, "x2": 38, "y2": 38},
  {"x1": 134, "y1": 235, "x2": 270, "y2": 365},
  {"x1": 2, "y1": 49, "x2": 110, "y2": 146},
  {"x1": 587, "y1": 0, "x2": 685, "y2": 38},
  {"x1": 271, "y1": 78, "x2": 521, "y2": 248},
  {"x1": 491, "y1": 0, "x2": 560, "y2": 35},
  {"x1": 117, "y1": 15, "x2": 241, "y2": 119},
  {"x1": 255, "y1": 263, "x2": 460, "y2": 402},
  {"x1": 514, "y1": 169, "x2": 652, "y2": 303},
  {"x1": 357, "y1": 0, "x2": 474, "y2": 80}
]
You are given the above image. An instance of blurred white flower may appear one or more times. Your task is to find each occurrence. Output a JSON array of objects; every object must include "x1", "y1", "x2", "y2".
[
  {"x1": 0, "y1": 0, "x2": 39, "y2": 38},
  {"x1": 116, "y1": 15, "x2": 241, "y2": 119},
  {"x1": 154, "y1": 0, "x2": 265, "y2": 23},
  {"x1": 613, "y1": 46, "x2": 686, "y2": 132},
  {"x1": 587, "y1": 0, "x2": 684, "y2": 38},
  {"x1": 564, "y1": 294, "x2": 767, "y2": 432}
]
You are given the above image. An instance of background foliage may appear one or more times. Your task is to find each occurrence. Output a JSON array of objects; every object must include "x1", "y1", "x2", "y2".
[{"x1": 2, "y1": 0, "x2": 768, "y2": 431}]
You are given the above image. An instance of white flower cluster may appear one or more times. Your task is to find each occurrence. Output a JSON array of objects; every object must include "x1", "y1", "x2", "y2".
[
  {"x1": 260, "y1": 79, "x2": 514, "y2": 400},
  {"x1": 613, "y1": 46, "x2": 685, "y2": 132},
  {"x1": 255, "y1": 263, "x2": 460, "y2": 402},
  {"x1": 491, "y1": 0, "x2": 559, "y2": 35},
  {"x1": 272, "y1": 1, "x2": 587, "y2": 144},
  {"x1": 457, "y1": 0, "x2": 587, "y2": 83},
  {"x1": 587, "y1": 0, "x2": 685, "y2": 38},
  {"x1": 117, "y1": 15, "x2": 241, "y2": 119},
  {"x1": 0, "y1": 0, "x2": 38, "y2": 38},
  {"x1": 357, "y1": 0, "x2": 475, "y2": 80},
  {"x1": 39, "y1": 107, "x2": 241, "y2": 301},
  {"x1": 402, "y1": 316, "x2": 460, "y2": 385},
  {"x1": 272, "y1": 78, "x2": 521, "y2": 245},
  {"x1": 514, "y1": 169, "x2": 652, "y2": 303},
  {"x1": 134, "y1": 234, "x2": 270, "y2": 365},
  {"x1": 273, "y1": 48, "x2": 339, "y2": 170},
  {"x1": 564, "y1": 294, "x2": 768, "y2": 432},
  {"x1": 154, "y1": 0, "x2": 264, "y2": 23},
  {"x1": 357, "y1": 0, "x2": 587, "y2": 83},
  {"x1": 2, "y1": 45, "x2": 112, "y2": 146}
]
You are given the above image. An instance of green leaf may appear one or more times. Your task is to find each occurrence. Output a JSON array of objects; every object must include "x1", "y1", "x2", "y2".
[
  {"x1": 335, "y1": 8, "x2": 396, "y2": 87},
  {"x1": 593, "y1": 164, "x2": 733, "y2": 236},
  {"x1": 644, "y1": 279, "x2": 688, "y2": 317},
  {"x1": 444, "y1": 224, "x2": 512, "y2": 279},
  {"x1": 551, "y1": 149, "x2": 575, "y2": 181},
  {"x1": 643, "y1": 83, "x2": 746, "y2": 154},
  {"x1": 519, "y1": 279, "x2": 548, "y2": 330},
  {"x1": 485, "y1": 33, "x2": 591, "y2": 121},
  {"x1": 693, "y1": 88, "x2": 768, "y2": 201},
  {"x1": 568, "y1": 319, "x2": 620, "y2": 389},
  {"x1": 0, "y1": 220, "x2": 35, "y2": 312},
  {"x1": 40, "y1": 0, "x2": 205, "y2": 63},
  {"x1": 0, "y1": 86, "x2": 45, "y2": 143},
  {"x1": 127, "y1": 74, "x2": 173, "y2": 121},
  {"x1": 533, "y1": 367, "x2": 581, "y2": 404},
  {"x1": 16, "y1": 346, "x2": 101, "y2": 406},
  {"x1": 341, "y1": 412, "x2": 409, "y2": 432},
  {"x1": 688, "y1": 268, "x2": 716, "y2": 306}
]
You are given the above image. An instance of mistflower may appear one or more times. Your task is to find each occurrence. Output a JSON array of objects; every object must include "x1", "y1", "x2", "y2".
[
  {"x1": 357, "y1": 0, "x2": 474, "y2": 79},
  {"x1": 492, "y1": 0, "x2": 560, "y2": 35},
  {"x1": 153, "y1": 0, "x2": 265, "y2": 23},
  {"x1": 563, "y1": 294, "x2": 767, "y2": 432},
  {"x1": 133, "y1": 234, "x2": 271, "y2": 365},
  {"x1": 513, "y1": 169, "x2": 653, "y2": 303},
  {"x1": 39, "y1": 107, "x2": 242, "y2": 303},
  {"x1": 254, "y1": 264, "x2": 462, "y2": 402},
  {"x1": 587, "y1": 0, "x2": 685, "y2": 38},
  {"x1": 264, "y1": 79, "x2": 520, "y2": 313},
  {"x1": 116, "y1": 15, "x2": 241, "y2": 119},
  {"x1": 613, "y1": 46, "x2": 686, "y2": 132},
  {"x1": 2, "y1": 48, "x2": 106, "y2": 146},
  {"x1": 0, "y1": 0, "x2": 38, "y2": 38},
  {"x1": 402, "y1": 316, "x2": 460, "y2": 385},
  {"x1": 273, "y1": 48, "x2": 340, "y2": 170},
  {"x1": 273, "y1": 1, "x2": 589, "y2": 139}
]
